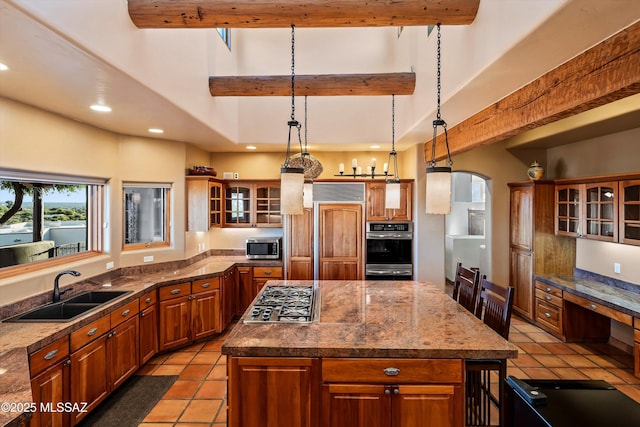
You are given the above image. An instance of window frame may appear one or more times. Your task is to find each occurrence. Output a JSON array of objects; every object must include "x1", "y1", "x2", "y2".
[
  {"x1": 122, "y1": 183, "x2": 172, "y2": 251},
  {"x1": 0, "y1": 169, "x2": 105, "y2": 279}
]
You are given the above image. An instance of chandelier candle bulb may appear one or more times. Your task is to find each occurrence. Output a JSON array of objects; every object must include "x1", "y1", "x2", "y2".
[
  {"x1": 339, "y1": 163, "x2": 345, "y2": 173},
  {"x1": 352, "y1": 159, "x2": 358, "y2": 168},
  {"x1": 371, "y1": 158, "x2": 377, "y2": 167},
  {"x1": 384, "y1": 163, "x2": 389, "y2": 173}
]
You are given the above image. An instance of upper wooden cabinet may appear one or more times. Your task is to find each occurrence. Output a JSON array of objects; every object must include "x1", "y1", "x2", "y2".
[
  {"x1": 555, "y1": 184, "x2": 581, "y2": 237},
  {"x1": 225, "y1": 181, "x2": 281, "y2": 227},
  {"x1": 366, "y1": 181, "x2": 412, "y2": 221},
  {"x1": 186, "y1": 176, "x2": 223, "y2": 231},
  {"x1": 620, "y1": 179, "x2": 640, "y2": 246}
]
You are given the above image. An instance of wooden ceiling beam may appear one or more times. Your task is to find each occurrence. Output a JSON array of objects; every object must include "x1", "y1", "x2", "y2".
[
  {"x1": 128, "y1": 0, "x2": 479, "y2": 28},
  {"x1": 209, "y1": 73, "x2": 416, "y2": 96},
  {"x1": 426, "y1": 21, "x2": 640, "y2": 162}
]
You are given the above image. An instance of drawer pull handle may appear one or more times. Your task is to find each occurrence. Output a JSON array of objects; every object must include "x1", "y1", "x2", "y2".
[
  {"x1": 544, "y1": 312, "x2": 551, "y2": 318},
  {"x1": 44, "y1": 350, "x2": 58, "y2": 360},
  {"x1": 170, "y1": 289, "x2": 181, "y2": 295},
  {"x1": 383, "y1": 367, "x2": 400, "y2": 376},
  {"x1": 145, "y1": 297, "x2": 152, "y2": 303},
  {"x1": 264, "y1": 271, "x2": 272, "y2": 275},
  {"x1": 121, "y1": 309, "x2": 130, "y2": 317},
  {"x1": 201, "y1": 283, "x2": 210, "y2": 288},
  {"x1": 394, "y1": 388, "x2": 400, "y2": 395},
  {"x1": 589, "y1": 304, "x2": 598, "y2": 310},
  {"x1": 384, "y1": 389, "x2": 391, "y2": 395},
  {"x1": 545, "y1": 295, "x2": 551, "y2": 301},
  {"x1": 87, "y1": 327, "x2": 99, "y2": 336},
  {"x1": 545, "y1": 287, "x2": 551, "y2": 292}
]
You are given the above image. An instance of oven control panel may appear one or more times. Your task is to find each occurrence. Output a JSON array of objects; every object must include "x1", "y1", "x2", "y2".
[{"x1": 367, "y1": 222, "x2": 412, "y2": 232}]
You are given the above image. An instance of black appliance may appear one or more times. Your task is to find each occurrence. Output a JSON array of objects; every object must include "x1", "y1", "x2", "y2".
[
  {"x1": 365, "y1": 222, "x2": 413, "y2": 280},
  {"x1": 505, "y1": 376, "x2": 640, "y2": 427},
  {"x1": 244, "y1": 285, "x2": 316, "y2": 323},
  {"x1": 246, "y1": 237, "x2": 281, "y2": 260}
]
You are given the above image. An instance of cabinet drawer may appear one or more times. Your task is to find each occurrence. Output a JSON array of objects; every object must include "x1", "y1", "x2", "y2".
[
  {"x1": 192, "y1": 276, "x2": 221, "y2": 293},
  {"x1": 535, "y1": 299, "x2": 562, "y2": 334},
  {"x1": 110, "y1": 299, "x2": 139, "y2": 328},
  {"x1": 634, "y1": 328, "x2": 640, "y2": 343},
  {"x1": 535, "y1": 281, "x2": 562, "y2": 299},
  {"x1": 535, "y1": 288, "x2": 563, "y2": 307},
  {"x1": 635, "y1": 317, "x2": 640, "y2": 330},
  {"x1": 563, "y1": 292, "x2": 632, "y2": 326},
  {"x1": 253, "y1": 266, "x2": 283, "y2": 278},
  {"x1": 159, "y1": 282, "x2": 191, "y2": 301},
  {"x1": 71, "y1": 315, "x2": 110, "y2": 352},
  {"x1": 29, "y1": 336, "x2": 70, "y2": 377},
  {"x1": 139, "y1": 289, "x2": 157, "y2": 309},
  {"x1": 322, "y1": 358, "x2": 463, "y2": 384}
]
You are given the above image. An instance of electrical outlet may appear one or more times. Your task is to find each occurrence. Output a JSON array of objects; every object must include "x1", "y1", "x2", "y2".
[
  {"x1": 233, "y1": 172, "x2": 239, "y2": 179},
  {"x1": 106, "y1": 261, "x2": 114, "y2": 270},
  {"x1": 144, "y1": 255, "x2": 154, "y2": 263},
  {"x1": 614, "y1": 262, "x2": 621, "y2": 274}
]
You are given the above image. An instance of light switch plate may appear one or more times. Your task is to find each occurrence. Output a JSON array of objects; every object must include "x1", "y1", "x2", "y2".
[
  {"x1": 144, "y1": 256, "x2": 154, "y2": 263},
  {"x1": 614, "y1": 262, "x2": 621, "y2": 274},
  {"x1": 223, "y1": 172, "x2": 234, "y2": 179}
]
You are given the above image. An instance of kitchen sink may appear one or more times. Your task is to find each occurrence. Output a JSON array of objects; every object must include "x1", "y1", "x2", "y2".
[
  {"x1": 64, "y1": 290, "x2": 131, "y2": 304},
  {"x1": 4, "y1": 290, "x2": 133, "y2": 322}
]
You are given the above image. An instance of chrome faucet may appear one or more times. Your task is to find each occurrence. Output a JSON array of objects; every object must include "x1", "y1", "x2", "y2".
[{"x1": 53, "y1": 270, "x2": 81, "y2": 303}]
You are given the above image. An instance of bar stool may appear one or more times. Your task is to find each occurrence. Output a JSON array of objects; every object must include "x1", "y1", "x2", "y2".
[{"x1": 452, "y1": 262, "x2": 481, "y2": 314}]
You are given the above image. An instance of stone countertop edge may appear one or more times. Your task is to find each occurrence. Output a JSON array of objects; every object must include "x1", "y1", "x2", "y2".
[
  {"x1": 535, "y1": 274, "x2": 640, "y2": 318},
  {"x1": 221, "y1": 280, "x2": 519, "y2": 361},
  {"x1": 0, "y1": 255, "x2": 281, "y2": 427}
]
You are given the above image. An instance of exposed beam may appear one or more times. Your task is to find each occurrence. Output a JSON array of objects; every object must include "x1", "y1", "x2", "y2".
[
  {"x1": 209, "y1": 73, "x2": 415, "y2": 96},
  {"x1": 128, "y1": 0, "x2": 479, "y2": 28},
  {"x1": 426, "y1": 21, "x2": 640, "y2": 162}
]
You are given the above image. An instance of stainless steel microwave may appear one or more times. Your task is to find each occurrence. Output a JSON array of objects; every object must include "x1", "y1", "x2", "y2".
[{"x1": 246, "y1": 237, "x2": 281, "y2": 259}]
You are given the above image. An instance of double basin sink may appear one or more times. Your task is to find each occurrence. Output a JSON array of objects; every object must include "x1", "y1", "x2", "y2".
[{"x1": 5, "y1": 290, "x2": 132, "y2": 322}]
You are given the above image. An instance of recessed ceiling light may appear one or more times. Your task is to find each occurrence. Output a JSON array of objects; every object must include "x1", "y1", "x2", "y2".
[
  {"x1": 246, "y1": 145, "x2": 257, "y2": 150},
  {"x1": 90, "y1": 104, "x2": 111, "y2": 113},
  {"x1": 0, "y1": 63, "x2": 8, "y2": 71},
  {"x1": 370, "y1": 145, "x2": 380, "y2": 149},
  {"x1": 148, "y1": 128, "x2": 164, "y2": 134}
]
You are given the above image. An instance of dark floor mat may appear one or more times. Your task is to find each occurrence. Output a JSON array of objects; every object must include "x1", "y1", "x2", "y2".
[{"x1": 77, "y1": 375, "x2": 177, "y2": 427}]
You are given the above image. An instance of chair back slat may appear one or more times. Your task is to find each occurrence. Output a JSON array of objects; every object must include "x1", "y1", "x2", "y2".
[
  {"x1": 475, "y1": 278, "x2": 514, "y2": 340},
  {"x1": 452, "y1": 262, "x2": 481, "y2": 314}
]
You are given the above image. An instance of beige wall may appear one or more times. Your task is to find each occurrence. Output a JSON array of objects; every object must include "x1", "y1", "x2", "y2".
[{"x1": 0, "y1": 97, "x2": 191, "y2": 304}]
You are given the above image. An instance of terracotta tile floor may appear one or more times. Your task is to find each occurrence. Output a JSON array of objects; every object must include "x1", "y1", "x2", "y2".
[{"x1": 132, "y1": 316, "x2": 640, "y2": 426}]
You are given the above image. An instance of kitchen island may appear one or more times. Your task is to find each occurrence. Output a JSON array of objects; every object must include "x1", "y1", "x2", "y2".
[{"x1": 222, "y1": 280, "x2": 519, "y2": 427}]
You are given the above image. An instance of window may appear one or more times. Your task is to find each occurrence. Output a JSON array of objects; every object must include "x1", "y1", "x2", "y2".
[
  {"x1": 217, "y1": 28, "x2": 231, "y2": 49},
  {"x1": 123, "y1": 183, "x2": 171, "y2": 250},
  {"x1": 0, "y1": 170, "x2": 104, "y2": 275}
]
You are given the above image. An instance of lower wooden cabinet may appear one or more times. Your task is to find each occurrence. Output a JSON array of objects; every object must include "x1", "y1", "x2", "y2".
[
  {"x1": 634, "y1": 318, "x2": 640, "y2": 378},
  {"x1": 236, "y1": 267, "x2": 254, "y2": 316},
  {"x1": 139, "y1": 290, "x2": 158, "y2": 366},
  {"x1": 227, "y1": 357, "x2": 463, "y2": 427},
  {"x1": 534, "y1": 281, "x2": 563, "y2": 337},
  {"x1": 253, "y1": 266, "x2": 283, "y2": 298},
  {"x1": 228, "y1": 357, "x2": 320, "y2": 427},
  {"x1": 221, "y1": 268, "x2": 235, "y2": 329}
]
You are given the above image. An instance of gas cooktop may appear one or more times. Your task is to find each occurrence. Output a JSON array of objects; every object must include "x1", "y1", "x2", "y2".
[{"x1": 244, "y1": 285, "x2": 316, "y2": 323}]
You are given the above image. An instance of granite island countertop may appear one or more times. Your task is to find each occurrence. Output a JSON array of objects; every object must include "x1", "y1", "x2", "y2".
[
  {"x1": 222, "y1": 280, "x2": 519, "y2": 360},
  {"x1": 0, "y1": 255, "x2": 281, "y2": 427}
]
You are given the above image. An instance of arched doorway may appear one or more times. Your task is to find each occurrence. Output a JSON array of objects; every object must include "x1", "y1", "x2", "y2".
[{"x1": 444, "y1": 172, "x2": 492, "y2": 284}]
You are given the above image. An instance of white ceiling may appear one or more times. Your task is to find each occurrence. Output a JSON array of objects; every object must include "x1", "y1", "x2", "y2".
[{"x1": 0, "y1": 0, "x2": 639, "y2": 153}]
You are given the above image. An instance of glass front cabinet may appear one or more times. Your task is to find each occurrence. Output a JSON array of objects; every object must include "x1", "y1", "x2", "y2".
[
  {"x1": 583, "y1": 182, "x2": 617, "y2": 241},
  {"x1": 225, "y1": 181, "x2": 281, "y2": 228},
  {"x1": 555, "y1": 184, "x2": 581, "y2": 237},
  {"x1": 620, "y1": 179, "x2": 640, "y2": 246}
]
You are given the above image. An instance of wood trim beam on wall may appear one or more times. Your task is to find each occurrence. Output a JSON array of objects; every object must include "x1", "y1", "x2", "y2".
[
  {"x1": 128, "y1": 0, "x2": 479, "y2": 28},
  {"x1": 425, "y1": 21, "x2": 640, "y2": 162},
  {"x1": 209, "y1": 73, "x2": 416, "y2": 96}
]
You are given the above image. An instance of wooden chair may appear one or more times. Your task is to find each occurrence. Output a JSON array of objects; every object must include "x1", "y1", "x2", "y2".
[
  {"x1": 452, "y1": 262, "x2": 481, "y2": 314},
  {"x1": 465, "y1": 278, "x2": 515, "y2": 427}
]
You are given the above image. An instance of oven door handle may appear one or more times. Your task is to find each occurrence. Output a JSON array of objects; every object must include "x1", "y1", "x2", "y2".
[
  {"x1": 367, "y1": 269, "x2": 412, "y2": 275},
  {"x1": 366, "y1": 233, "x2": 412, "y2": 239}
]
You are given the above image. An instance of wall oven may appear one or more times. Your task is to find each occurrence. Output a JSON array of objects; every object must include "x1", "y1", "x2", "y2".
[{"x1": 365, "y1": 222, "x2": 413, "y2": 280}]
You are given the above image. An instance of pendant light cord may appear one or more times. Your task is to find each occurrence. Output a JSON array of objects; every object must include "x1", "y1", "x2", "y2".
[
  {"x1": 284, "y1": 24, "x2": 302, "y2": 169},
  {"x1": 430, "y1": 23, "x2": 452, "y2": 168}
]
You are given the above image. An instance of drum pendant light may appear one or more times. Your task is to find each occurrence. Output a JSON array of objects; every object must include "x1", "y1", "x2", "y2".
[
  {"x1": 281, "y1": 25, "x2": 305, "y2": 215},
  {"x1": 425, "y1": 23, "x2": 453, "y2": 215}
]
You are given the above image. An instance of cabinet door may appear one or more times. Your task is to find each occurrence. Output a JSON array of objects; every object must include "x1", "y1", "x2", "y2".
[
  {"x1": 30, "y1": 360, "x2": 70, "y2": 427},
  {"x1": 209, "y1": 181, "x2": 223, "y2": 227},
  {"x1": 109, "y1": 316, "x2": 139, "y2": 390},
  {"x1": 139, "y1": 304, "x2": 158, "y2": 366},
  {"x1": 191, "y1": 290, "x2": 221, "y2": 340},
  {"x1": 222, "y1": 269, "x2": 235, "y2": 328},
  {"x1": 555, "y1": 184, "x2": 581, "y2": 237},
  {"x1": 366, "y1": 182, "x2": 388, "y2": 221},
  {"x1": 318, "y1": 203, "x2": 363, "y2": 280},
  {"x1": 620, "y1": 180, "x2": 640, "y2": 246},
  {"x1": 255, "y1": 183, "x2": 282, "y2": 227},
  {"x1": 510, "y1": 185, "x2": 533, "y2": 250},
  {"x1": 510, "y1": 247, "x2": 533, "y2": 319},
  {"x1": 583, "y1": 182, "x2": 617, "y2": 241},
  {"x1": 286, "y1": 207, "x2": 314, "y2": 280},
  {"x1": 391, "y1": 385, "x2": 461, "y2": 427},
  {"x1": 228, "y1": 357, "x2": 319, "y2": 427},
  {"x1": 322, "y1": 384, "x2": 390, "y2": 427},
  {"x1": 253, "y1": 278, "x2": 268, "y2": 298},
  {"x1": 391, "y1": 182, "x2": 412, "y2": 221},
  {"x1": 70, "y1": 335, "x2": 109, "y2": 425},
  {"x1": 159, "y1": 296, "x2": 191, "y2": 351},
  {"x1": 225, "y1": 184, "x2": 252, "y2": 226},
  {"x1": 236, "y1": 267, "x2": 254, "y2": 316}
]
